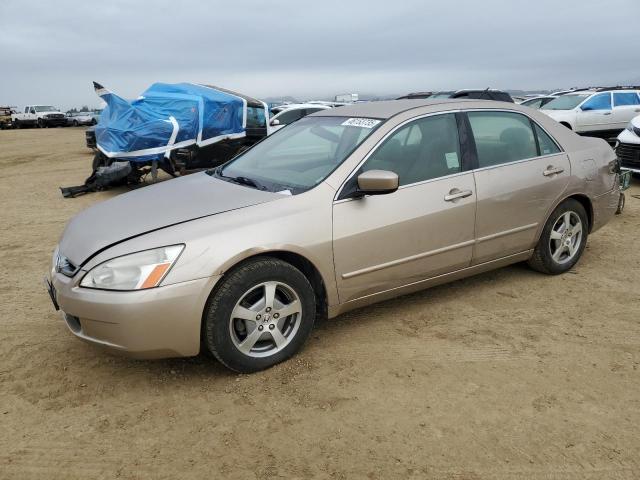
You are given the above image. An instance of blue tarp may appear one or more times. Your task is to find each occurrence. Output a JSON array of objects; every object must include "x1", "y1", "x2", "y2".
[{"x1": 94, "y1": 82, "x2": 247, "y2": 162}]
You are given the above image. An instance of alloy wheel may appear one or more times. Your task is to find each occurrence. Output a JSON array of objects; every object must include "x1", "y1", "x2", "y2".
[
  {"x1": 549, "y1": 211, "x2": 583, "y2": 265},
  {"x1": 229, "y1": 281, "x2": 302, "y2": 358}
]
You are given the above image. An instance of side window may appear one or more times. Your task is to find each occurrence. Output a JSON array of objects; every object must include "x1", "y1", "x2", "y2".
[
  {"x1": 360, "y1": 113, "x2": 461, "y2": 186},
  {"x1": 613, "y1": 92, "x2": 640, "y2": 107},
  {"x1": 275, "y1": 109, "x2": 304, "y2": 125},
  {"x1": 581, "y1": 93, "x2": 612, "y2": 111},
  {"x1": 30, "y1": 107, "x2": 36, "y2": 114},
  {"x1": 533, "y1": 124, "x2": 561, "y2": 156},
  {"x1": 246, "y1": 107, "x2": 266, "y2": 128},
  {"x1": 468, "y1": 111, "x2": 538, "y2": 167}
]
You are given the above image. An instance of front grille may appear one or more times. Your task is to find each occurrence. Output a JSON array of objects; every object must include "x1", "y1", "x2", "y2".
[
  {"x1": 47, "y1": 113, "x2": 64, "y2": 119},
  {"x1": 616, "y1": 142, "x2": 640, "y2": 168}
]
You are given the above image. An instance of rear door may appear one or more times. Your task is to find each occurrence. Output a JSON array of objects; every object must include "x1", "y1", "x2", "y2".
[
  {"x1": 467, "y1": 110, "x2": 570, "y2": 265},
  {"x1": 332, "y1": 113, "x2": 477, "y2": 303},
  {"x1": 611, "y1": 92, "x2": 640, "y2": 130}
]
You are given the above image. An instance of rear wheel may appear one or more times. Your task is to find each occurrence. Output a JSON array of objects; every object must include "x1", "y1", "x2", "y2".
[
  {"x1": 203, "y1": 257, "x2": 316, "y2": 373},
  {"x1": 528, "y1": 199, "x2": 588, "y2": 274}
]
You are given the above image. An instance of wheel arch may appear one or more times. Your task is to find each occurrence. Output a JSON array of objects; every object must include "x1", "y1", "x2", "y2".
[
  {"x1": 539, "y1": 193, "x2": 593, "y2": 242},
  {"x1": 209, "y1": 249, "x2": 330, "y2": 321}
]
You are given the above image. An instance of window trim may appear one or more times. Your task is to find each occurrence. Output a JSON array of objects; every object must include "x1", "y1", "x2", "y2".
[
  {"x1": 462, "y1": 109, "x2": 564, "y2": 173},
  {"x1": 334, "y1": 110, "x2": 466, "y2": 202}
]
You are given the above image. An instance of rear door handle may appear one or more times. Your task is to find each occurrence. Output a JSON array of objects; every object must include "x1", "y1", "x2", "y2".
[
  {"x1": 543, "y1": 166, "x2": 564, "y2": 177},
  {"x1": 444, "y1": 188, "x2": 473, "y2": 201}
]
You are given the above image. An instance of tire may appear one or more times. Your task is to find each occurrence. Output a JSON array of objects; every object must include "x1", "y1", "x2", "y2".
[
  {"x1": 73, "y1": 120, "x2": 78, "y2": 127},
  {"x1": 528, "y1": 199, "x2": 588, "y2": 275},
  {"x1": 37, "y1": 119, "x2": 45, "y2": 128},
  {"x1": 203, "y1": 257, "x2": 316, "y2": 373}
]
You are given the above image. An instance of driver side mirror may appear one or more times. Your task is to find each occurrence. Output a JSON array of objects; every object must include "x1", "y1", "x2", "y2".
[
  {"x1": 270, "y1": 119, "x2": 280, "y2": 127},
  {"x1": 353, "y1": 170, "x2": 399, "y2": 197}
]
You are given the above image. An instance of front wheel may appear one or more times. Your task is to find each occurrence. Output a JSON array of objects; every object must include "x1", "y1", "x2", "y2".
[
  {"x1": 528, "y1": 199, "x2": 588, "y2": 275},
  {"x1": 203, "y1": 257, "x2": 316, "y2": 373}
]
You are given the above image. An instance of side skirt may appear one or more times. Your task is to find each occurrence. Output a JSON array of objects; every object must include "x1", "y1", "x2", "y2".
[{"x1": 328, "y1": 250, "x2": 533, "y2": 318}]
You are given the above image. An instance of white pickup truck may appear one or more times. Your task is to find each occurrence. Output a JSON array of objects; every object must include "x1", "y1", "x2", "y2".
[{"x1": 12, "y1": 105, "x2": 67, "y2": 128}]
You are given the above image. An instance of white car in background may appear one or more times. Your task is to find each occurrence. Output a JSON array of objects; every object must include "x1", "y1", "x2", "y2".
[
  {"x1": 269, "y1": 103, "x2": 331, "y2": 133},
  {"x1": 616, "y1": 115, "x2": 640, "y2": 173},
  {"x1": 541, "y1": 89, "x2": 640, "y2": 137},
  {"x1": 519, "y1": 96, "x2": 555, "y2": 109}
]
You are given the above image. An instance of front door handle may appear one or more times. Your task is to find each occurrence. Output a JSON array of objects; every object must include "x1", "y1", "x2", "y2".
[
  {"x1": 602, "y1": 112, "x2": 612, "y2": 115},
  {"x1": 444, "y1": 188, "x2": 473, "y2": 202},
  {"x1": 543, "y1": 166, "x2": 564, "y2": 177}
]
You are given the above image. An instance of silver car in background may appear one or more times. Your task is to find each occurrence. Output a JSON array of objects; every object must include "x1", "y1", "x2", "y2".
[
  {"x1": 66, "y1": 111, "x2": 96, "y2": 126},
  {"x1": 47, "y1": 99, "x2": 620, "y2": 372}
]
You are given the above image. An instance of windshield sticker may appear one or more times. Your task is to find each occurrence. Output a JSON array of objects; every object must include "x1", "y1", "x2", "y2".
[{"x1": 341, "y1": 118, "x2": 381, "y2": 129}]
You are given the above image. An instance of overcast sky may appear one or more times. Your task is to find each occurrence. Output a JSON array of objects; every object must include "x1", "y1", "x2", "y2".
[{"x1": 1, "y1": 0, "x2": 638, "y2": 110}]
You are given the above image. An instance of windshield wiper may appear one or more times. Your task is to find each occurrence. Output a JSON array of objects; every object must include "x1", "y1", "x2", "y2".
[
  {"x1": 210, "y1": 167, "x2": 266, "y2": 190},
  {"x1": 233, "y1": 176, "x2": 264, "y2": 190}
]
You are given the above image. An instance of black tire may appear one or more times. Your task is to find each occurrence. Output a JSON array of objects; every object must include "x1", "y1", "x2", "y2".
[
  {"x1": 528, "y1": 199, "x2": 588, "y2": 275},
  {"x1": 73, "y1": 120, "x2": 78, "y2": 127},
  {"x1": 203, "y1": 257, "x2": 316, "y2": 373},
  {"x1": 37, "y1": 119, "x2": 45, "y2": 128}
]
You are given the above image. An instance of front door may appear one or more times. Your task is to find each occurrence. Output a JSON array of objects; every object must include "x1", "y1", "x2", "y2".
[
  {"x1": 466, "y1": 110, "x2": 571, "y2": 264},
  {"x1": 576, "y1": 92, "x2": 613, "y2": 133},
  {"x1": 332, "y1": 113, "x2": 477, "y2": 303}
]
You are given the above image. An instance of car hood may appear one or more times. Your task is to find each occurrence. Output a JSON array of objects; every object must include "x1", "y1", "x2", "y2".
[{"x1": 58, "y1": 173, "x2": 283, "y2": 267}]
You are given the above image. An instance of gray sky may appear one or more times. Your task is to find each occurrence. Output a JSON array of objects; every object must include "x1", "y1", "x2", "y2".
[{"x1": 1, "y1": 0, "x2": 638, "y2": 110}]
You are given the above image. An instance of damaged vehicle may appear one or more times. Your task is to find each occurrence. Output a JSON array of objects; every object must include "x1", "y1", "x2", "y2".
[
  {"x1": 61, "y1": 82, "x2": 270, "y2": 197},
  {"x1": 0, "y1": 106, "x2": 13, "y2": 129},
  {"x1": 47, "y1": 99, "x2": 621, "y2": 373}
]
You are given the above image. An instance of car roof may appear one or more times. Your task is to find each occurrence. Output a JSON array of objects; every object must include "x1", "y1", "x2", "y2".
[{"x1": 312, "y1": 98, "x2": 518, "y2": 119}]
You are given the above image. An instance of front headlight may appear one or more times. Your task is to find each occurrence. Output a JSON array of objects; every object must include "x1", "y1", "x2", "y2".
[{"x1": 80, "y1": 245, "x2": 184, "y2": 291}]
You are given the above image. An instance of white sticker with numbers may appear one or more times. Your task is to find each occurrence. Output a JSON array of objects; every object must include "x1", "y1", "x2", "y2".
[{"x1": 341, "y1": 118, "x2": 381, "y2": 129}]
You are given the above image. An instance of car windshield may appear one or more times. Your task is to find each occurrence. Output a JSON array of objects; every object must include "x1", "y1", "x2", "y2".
[
  {"x1": 211, "y1": 116, "x2": 381, "y2": 194},
  {"x1": 34, "y1": 106, "x2": 57, "y2": 112},
  {"x1": 542, "y1": 94, "x2": 590, "y2": 110}
]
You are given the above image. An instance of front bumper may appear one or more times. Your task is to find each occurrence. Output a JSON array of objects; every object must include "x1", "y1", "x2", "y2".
[{"x1": 50, "y1": 271, "x2": 220, "y2": 359}]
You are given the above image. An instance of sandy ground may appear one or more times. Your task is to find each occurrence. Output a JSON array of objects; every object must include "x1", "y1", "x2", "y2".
[{"x1": 0, "y1": 127, "x2": 639, "y2": 479}]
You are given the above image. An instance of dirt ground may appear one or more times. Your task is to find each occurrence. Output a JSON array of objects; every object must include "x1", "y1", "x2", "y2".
[{"x1": 0, "y1": 127, "x2": 639, "y2": 479}]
